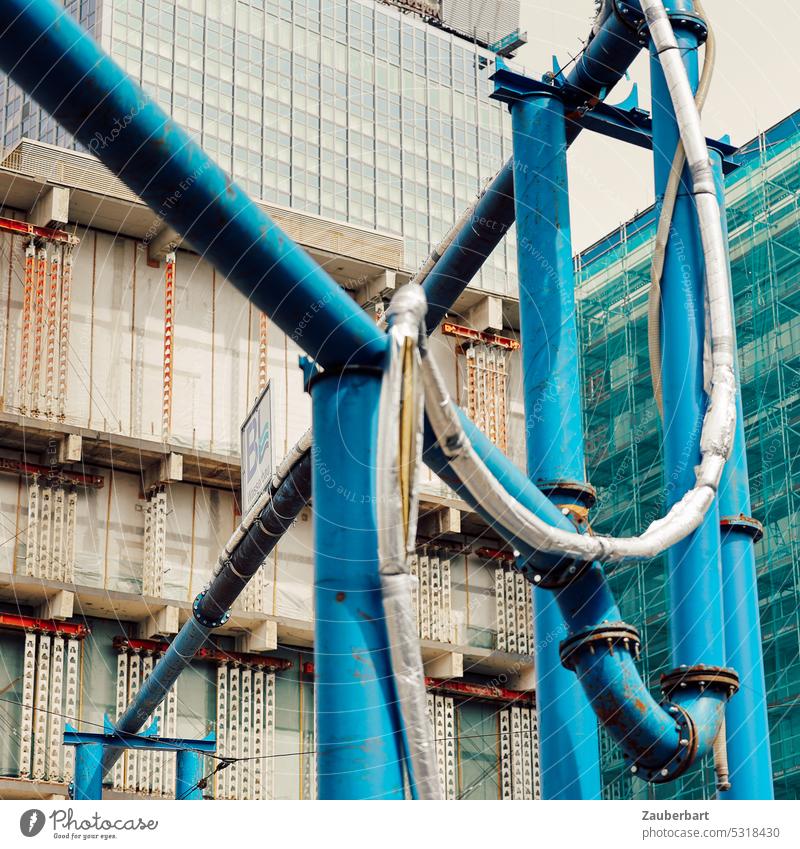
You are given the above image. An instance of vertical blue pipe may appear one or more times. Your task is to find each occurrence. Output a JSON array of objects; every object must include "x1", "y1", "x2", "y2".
[
  {"x1": 649, "y1": 7, "x2": 725, "y2": 672},
  {"x1": 509, "y1": 90, "x2": 601, "y2": 800},
  {"x1": 709, "y1": 151, "x2": 773, "y2": 799},
  {"x1": 175, "y1": 749, "x2": 205, "y2": 800},
  {"x1": 73, "y1": 743, "x2": 104, "y2": 800},
  {"x1": 310, "y1": 370, "x2": 405, "y2": 800}
]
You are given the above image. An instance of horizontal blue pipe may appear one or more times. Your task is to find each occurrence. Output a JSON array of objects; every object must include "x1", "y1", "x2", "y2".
[{"x1": 0, "y1": 0, "x2": 385, "y2": 369}]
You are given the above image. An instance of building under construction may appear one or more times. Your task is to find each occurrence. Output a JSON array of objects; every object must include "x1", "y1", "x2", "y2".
[{"x1": 578, "y1": 110, "x2": 800, "y2": 801}]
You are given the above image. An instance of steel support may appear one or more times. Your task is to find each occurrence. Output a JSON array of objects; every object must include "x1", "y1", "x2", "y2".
[
  {"x1": 649, "y1": 4, "x2": 725, "y2": 673},
  {"x1": 505, "y1": 87, "x2": 601, "y2": 799},
  {"x1": 175, "y1": 749, "x2": 205, "y2": 801},
  {"x1": 710, "y1": 150, "x2": 773, "y2": 799},
  {"x1": 310, "y1": 369, "x2": 405, "y2": 800},
  {"x1": 73, "y1": 742, "x2": 104, "y2": 801}
]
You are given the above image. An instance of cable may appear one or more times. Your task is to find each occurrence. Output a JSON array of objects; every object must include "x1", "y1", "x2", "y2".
[
  {"x1": 176, "y1": 759, "x2": 232, "y2": 800},
  {"x1": 648, "y1": 0, "x2": 716, "y2": 417}
]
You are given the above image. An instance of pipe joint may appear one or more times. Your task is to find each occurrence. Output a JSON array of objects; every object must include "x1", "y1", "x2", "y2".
[
  {"x1": 637, "y1": 9, "x2": 708, "y2": 46},
  {"x1": 660, "y1": 664, "x2": 740, "y2": 701},
  {"x1": 192, "y1": 590, "x2": 231, "y2": 629},
  {"x1": 633, "y1": 703, "x2": 697, "y2": 783},
  {"x1": 523, "y1": 555, "x2": 592, "y2": 590},
  {"x1": 720, "y1": 514, "x2": 764, "y2": 542},
  {"x1": 613, "y1": 1, "x2": 646, "y2": 33},
  {"x1": 560, "y1": 621, "x2": 642, "y2": 671}
]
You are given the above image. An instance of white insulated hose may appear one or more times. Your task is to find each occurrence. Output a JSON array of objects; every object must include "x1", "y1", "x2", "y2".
[
  {"x1": 421, "y1": 0, "x2": 736, "y2": 563},
  {"x1": 648, "y1": 0, "x2": 716, "y2": 417},
  {"x1": 377, "y1": 284, "x2": 443, "y2": 800}
]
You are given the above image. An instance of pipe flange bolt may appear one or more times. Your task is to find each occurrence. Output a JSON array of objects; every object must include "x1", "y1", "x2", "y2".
[
  {"x1": 636, "y1": 10, "x2": 708, "y2": 46},
  {"x1": 522, "y1": 556, "x2": 592, "y2": 590},
  {"x1": 560, "y1": 621, "x2": 641, "y2": 671},
  {"x1": 192, "y1": 590, "x2": 231, "y2": 629},
  {"x1": 633, "y1": 703, "x2": 697, "y2": 784},
  {"x1": 660, "y1": 665, "x2": 740, "y2": 700}
]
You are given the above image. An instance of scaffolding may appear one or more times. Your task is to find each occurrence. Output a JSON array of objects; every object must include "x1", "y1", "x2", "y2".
[{"x1": 577, "y1": 111, "x2": 800, "y2": 801}]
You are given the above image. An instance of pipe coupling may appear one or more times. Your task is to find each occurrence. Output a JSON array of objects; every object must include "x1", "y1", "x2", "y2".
[
  {"x1": 660, "y1": 664, "x2": 740, "y2": 701},
  {"x1": 192, "y1": 589, "x2": 231, "y2": 629},
  {"x1": 521, "y1": 555, "x2": 592, "y2": 590},
  {"x1": 632, "y1": 703, "x2": 698, "y2": 783},
  {"x1": 560, "y1": 621, "x2": 642, "y2": 671},
  {"x1": 636, "y1": 9, "x2": 708, "y2": 46}
]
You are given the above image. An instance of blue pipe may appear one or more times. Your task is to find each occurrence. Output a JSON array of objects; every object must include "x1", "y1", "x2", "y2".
[
  {"x1": 650, "y1": 6, "x2": 725, "y2": 672},
  {"x1": 73, "y1": 743, "x2": 104, "y2": 801},
  {"x1": 709, "y1": 151, "x2": 773, "y2": 800},
  {"x1": 507, "y1": 88, "x2": 601, "y2": 800},
  {"x1": 310, "y1": 369, "x2": 405, "y2": 800},
  {"x1": 422, "y1": 2, "x2": 645, "y2": 334},
  {"x1": 423, "y1": 406, "x2": 730, "y2": 779},
  {"x1": 0, "y1": 0, "x2": 385, "y2": 370},
  {"x1": 175, "y1": 749, "x2": 205, "y2": 800}
]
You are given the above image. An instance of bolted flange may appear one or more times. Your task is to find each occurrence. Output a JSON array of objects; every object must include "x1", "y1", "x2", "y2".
[
  {"x1": 660, "y1": 664, "x2": 740, "y2": 700},
  {"x1": 192, "y1": 589, "x2": 231, "y2": 629},
  {"x1": 636, "y1": 9, "x2": 709, "y2": 47},
  {"x1": 633, "y1": 702, "x2": 698, "y2": 784},
  {"x1": 559, "y1": 621, "x2": 642, "y2": 671}
]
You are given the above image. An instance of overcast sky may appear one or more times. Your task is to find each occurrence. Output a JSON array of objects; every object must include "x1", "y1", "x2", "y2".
[{"x1": 512, "y1": 0, "x2": 800, "y2": 251}]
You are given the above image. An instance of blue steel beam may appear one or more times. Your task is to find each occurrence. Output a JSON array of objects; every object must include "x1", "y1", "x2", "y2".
[
  {"x1": 504, "y1": 84, "x2": 601, "y2": 799},
  {"x1": 710, "y1": 150, "x2": 773, "y2": 800},
  {"x1": 310, "y1": 369, "x2": 406, "y2": 800},
  {"x1": 0, "y1": 0, "x2": 385, "y2": 370}
]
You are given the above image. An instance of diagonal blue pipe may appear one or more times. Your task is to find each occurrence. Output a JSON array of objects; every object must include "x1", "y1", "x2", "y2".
[
  {"x1": 422, "y1": 1, "x2": 645, "y2": 333},
  {"x1": 0, "y1": 0, "x2": 385, "y2": 370}
]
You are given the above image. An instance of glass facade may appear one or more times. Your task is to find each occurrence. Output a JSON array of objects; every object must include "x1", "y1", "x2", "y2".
[
  {"x1": 0, "y1": 0, "x2": 518, "y2": 292},
  {"x1": 577, "y1": 111, "x2": 800, "y2": 801}
]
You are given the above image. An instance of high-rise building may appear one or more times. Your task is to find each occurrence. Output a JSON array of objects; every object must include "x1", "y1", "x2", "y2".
[
  {"x1": 0, "y1": 1, "x2": 538, "y2": 800},
  {"x1": 577, "y1": 109, "x2": 800, "y2": 801},
  {"x1": 0, "y1": 0, "x2": 524, "y2": 290}
]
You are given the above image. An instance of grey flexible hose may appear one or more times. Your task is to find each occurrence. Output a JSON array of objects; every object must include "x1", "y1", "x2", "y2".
[{"x1": 648, "y1": 0, "x2": 716, "y2": 417}]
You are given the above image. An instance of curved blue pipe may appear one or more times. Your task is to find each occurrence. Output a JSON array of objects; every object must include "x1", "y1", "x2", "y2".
[
  {"x1": 422, "y1": 412, "x2": 727, "y2": 778},
  {"x1": 0, "y1": 0, "x2": 385, "y2": 370}
]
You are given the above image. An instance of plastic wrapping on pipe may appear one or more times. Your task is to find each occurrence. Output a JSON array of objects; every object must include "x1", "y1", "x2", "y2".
[{"x1": 376, "y1": 285, "x2": 442, "y2": 800}]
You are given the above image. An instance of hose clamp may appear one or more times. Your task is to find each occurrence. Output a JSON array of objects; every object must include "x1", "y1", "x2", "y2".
[
  {"x1": 520, "y1": 555, "x2": 592, "y2": 590},
  {"x1": 559, "y1": 621, "x2": 641, "y2": 671},
  {"x1": 660, "y1": 665, "x2": 740, "y2": 700},
  {"x1": 192, "y1": 589, "x2": 231, "y2": 629}
]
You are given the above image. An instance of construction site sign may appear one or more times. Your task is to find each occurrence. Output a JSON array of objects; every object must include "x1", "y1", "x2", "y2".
[{"x1": 240, "y1": 382, "x2": 273, "y2": 514}]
